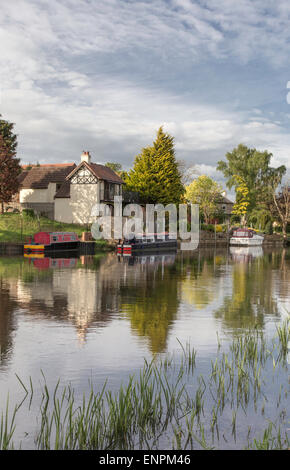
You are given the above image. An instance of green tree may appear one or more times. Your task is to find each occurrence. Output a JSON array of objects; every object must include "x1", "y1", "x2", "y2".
[
  {"x1": 0, "y1": 115, "x2": 18, "y2": 154},
  {"x1": 125, "y1": 127, "x2": 184, "y2": 204},
  {"x1": 231, "y1": 175, "x2": 250, "y2": 226},
  {"x1": 185, "y1": 175, "x2": 223, "y2": 224},
  {"x1": 105, "y1": 162, "x2": 122, "y2": 173},
  {"x1": 0, "y1": 136, "x2": 21, "y2": 213},
  {"x1": 0, "y1": 117, "x2": 20, "y2": 213},
  {"x1": 269, "y1": 183, "x2": 290, "y2": 242},
  {"x1": 217, "y1": 144, "x2": 286, "y2": 215}
]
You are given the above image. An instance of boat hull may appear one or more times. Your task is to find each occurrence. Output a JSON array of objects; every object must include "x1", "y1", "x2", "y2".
[
  {"x1": 117, "y1": 240, "x2": 178, "y2": 255},
  {"x1": 24, "y1": 241, "x2": 80, "y2": 254},
  {"x1": 229, "y1": 237, "x2": 263, "y2": 246}
]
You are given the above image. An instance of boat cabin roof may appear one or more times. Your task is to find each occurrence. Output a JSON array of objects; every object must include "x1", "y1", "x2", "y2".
[
  {"x1": 34, "y1": 231, "x2": 78, "y2": 236},
  {"x1": 232, "y1": 228, "x2": 255, "y2": 237}
]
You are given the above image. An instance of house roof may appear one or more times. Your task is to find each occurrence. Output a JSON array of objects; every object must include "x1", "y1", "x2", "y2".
[
  {"x1": 66, "y1": 161, "x2": 124, "y2": 184},
  {"x1": 54, "y1": 180, "x2": 71, "y2": 198},
  {"x1": 19, "y1": 164, "x2": 76, "y2": 189},
  {"x1": 220, "y1": 195, "x2": 234, "y2": 204},
  {"x1": 22, "y1": 163, "x2": 75, "y2": 170}
]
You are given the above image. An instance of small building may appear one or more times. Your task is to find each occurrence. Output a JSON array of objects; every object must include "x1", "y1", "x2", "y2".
[
  {"x1": 19, "y1": 163, "x2": 76, "y2": 219},
  {"x1": 217, "y1": 194, "x2": 234, "y2": 221},
  {"x1": 16, "y1": 152, "x2": 124, "y2": 223},
  {"x1": 54, "y1": 152, "x2": 124, "y2": 224}
]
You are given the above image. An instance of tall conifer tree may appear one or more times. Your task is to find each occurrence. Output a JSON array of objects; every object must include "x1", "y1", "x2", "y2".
[{"x1": 126, "y1": 127, "x2": 184, "y2": 204}]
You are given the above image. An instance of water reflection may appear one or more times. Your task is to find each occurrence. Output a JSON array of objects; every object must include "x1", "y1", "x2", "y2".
[
  {"x1": 120, "y1": 253, "x2": 178, "y2": 353},
  {"x1": 229, "y1": 245, "x2": 263, "y2": 262},
  {"x1": 0, "y1": 278, "x2": 18, "y2": 365},
  {"x1": 214, "y1": 246, "x2": 282, "y2": 330},
  {"x1": 0, "y1": 248, "x2": 289, "y2": 367}
]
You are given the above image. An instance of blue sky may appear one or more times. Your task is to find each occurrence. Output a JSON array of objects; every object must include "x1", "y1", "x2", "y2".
[{"x1": 0, "y1": 0, "x2": 290, "y2": 195}]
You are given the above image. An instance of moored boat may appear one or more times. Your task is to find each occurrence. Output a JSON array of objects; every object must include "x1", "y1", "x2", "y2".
[
  {"x1": 230, "y1": 228, "x2": 264, "y2": 246},
  {"x1": 117, "y1": 233, "x2": 178, "y2": 255},
  {"x1": 24, "y1": 231, "x2": 80, "y2": 254}
]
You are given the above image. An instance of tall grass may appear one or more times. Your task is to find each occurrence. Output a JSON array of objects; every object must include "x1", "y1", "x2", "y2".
[{"x1": 1, "y1": 319, "x2": 289, "y2": 450}]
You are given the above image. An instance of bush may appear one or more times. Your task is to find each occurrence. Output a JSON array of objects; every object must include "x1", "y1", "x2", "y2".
[
  {"x1": 264, "y1": 220, "x2": 273, "y2": 235},
  {"x1": 22, "y1": 209, "x2": 35, "y2": 218},
  {"x1": 201, "y1": 224, "x2": 214, "y2": 232}
]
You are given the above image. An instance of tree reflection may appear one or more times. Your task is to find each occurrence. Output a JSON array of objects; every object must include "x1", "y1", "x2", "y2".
[
  {"x1": 0, "y1": 279, "x2": 17, "y2": 366},
  {"x1": 121, "y1": 256, "x2": 179, "y2": 353},
  {"x1": 214, "y1": 248, "x2": 281, "y2": 331}
]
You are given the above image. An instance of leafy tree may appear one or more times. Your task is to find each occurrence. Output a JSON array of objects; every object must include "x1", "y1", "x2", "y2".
[
  {"x1": 0, "y1": 135, "x2": 21, "y2": 213},
  {"x1": 105, "y1": 162, "x2": 122, "y2": 173},
  {"x1": 125, "y1": 127, "x2": 184, "y2": 205},
  {"x1": 248, "y1": 206, "x2": 273, "y2": 232},
  {"x1": 268, "y1": 183, "x2": 290, "y2": 242},
  {"x1": 185, "y1": 175, "x2": 223, "y2": 224},
  {"x1": 177, "y1": 159, "x2": 198, "y2": 186},
  {"x1": 0, "y1": 115, "x2": 18, "y2": 154},
  {"x1": 217, "y1": 144, "x2": 286, "y2": 214},
  {"x1": 231, "y1": 175, "x2": 250, "y2": 226}
]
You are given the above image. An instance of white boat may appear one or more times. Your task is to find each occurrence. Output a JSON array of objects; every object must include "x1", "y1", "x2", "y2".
[{"x1": 230, "y1": 228, "x2": 264, "y2": 246}]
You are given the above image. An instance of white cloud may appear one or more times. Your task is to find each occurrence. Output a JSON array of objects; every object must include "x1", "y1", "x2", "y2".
[{"x1": 0, "y1": 0, "x2": 290, "y2": 172}]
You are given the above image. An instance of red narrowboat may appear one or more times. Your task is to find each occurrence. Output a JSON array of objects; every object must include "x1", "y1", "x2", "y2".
[{"x1": 24, "y1": 232, "x2": 80, "y2": 254}]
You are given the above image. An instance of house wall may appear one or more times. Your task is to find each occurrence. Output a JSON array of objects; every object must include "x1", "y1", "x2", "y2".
[
  {"x1": 55, "y1": 183, "x2": 100, "y2": 224},
  {"x1": 20, "y1": 183, "x2": 57, "y2": 204},
  {"x1": 70, "y1": 183, "x2": 100, "y2": 224},
  {"x1": 21, "y1": 202, "x2": 55, "y2": 219},
  {"x1": 20, "y1": 183, "x2": 57, "y2": 218},
  {"x1": 218, "y1": 202, "x2": 233, "y2": 216},
  {"x1": 54, "y1": 198, "x2": 73, "y2": 223}
]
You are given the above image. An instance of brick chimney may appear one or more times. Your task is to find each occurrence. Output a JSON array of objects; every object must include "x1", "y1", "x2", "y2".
[{"x1": 81, "y1": 151, "x2": 91, "y2": 164}]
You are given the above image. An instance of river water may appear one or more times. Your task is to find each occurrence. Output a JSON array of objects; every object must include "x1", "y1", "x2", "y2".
[{"x1": 0, "y1": 246, "x2": 289, "y2": 449}]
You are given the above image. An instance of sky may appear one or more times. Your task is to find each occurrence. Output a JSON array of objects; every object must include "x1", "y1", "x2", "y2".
[{"x1": 0, "y1": 0, "x2": 290, "y2": 196}]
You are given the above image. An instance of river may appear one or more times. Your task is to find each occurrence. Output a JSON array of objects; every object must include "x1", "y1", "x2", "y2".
[{"x1": 0, "y1": 246, "x2": 289, "y2": 449}]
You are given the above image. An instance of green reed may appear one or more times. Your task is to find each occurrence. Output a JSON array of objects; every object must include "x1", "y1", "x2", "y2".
[
  {"x1": 276, "y1": 317, "x2": 290, "y2": 359},
  {"x1": 0, "y1": 319, "x2": 289, "y2": 450}
]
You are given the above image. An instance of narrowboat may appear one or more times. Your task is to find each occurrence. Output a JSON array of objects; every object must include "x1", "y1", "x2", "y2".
[
  {"x1": 24, "y1": 231, "x2": 80, "y2": 254},
  {"x1": 117, "y1": 233, "x2": 178, "y2": 255},
  {"x1": 230, "y1": 228, "x2": 264, "y2": 246}
]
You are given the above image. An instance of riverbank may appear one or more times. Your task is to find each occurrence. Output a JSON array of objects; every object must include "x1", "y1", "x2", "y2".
[
  {"x1": 0, "y1": 213, "x2": 98, "y2": 242},
  {"x1": 0, "y1": 234, "x2": 284, "y2": 256},
  {"x1": 196, "y1": 231, "x2": 284, "y2": 246},
  {"x1": 0, "y1": 213, "x2": 286, "y2": 251},
  {"x1": 0, "y1": 213, "x2": 113, "y2": 253},
  {"x1": 0, "y1": 240, "x2": 112, "y2": 256}
]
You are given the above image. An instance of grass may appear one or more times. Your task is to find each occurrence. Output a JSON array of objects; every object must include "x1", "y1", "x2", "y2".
[
  {"x1": 0, "y1": 213, "x2": 109, "y2": 249},
  {"x1": 0, "y1": 319, "x2": 289, "y2": 450}
]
